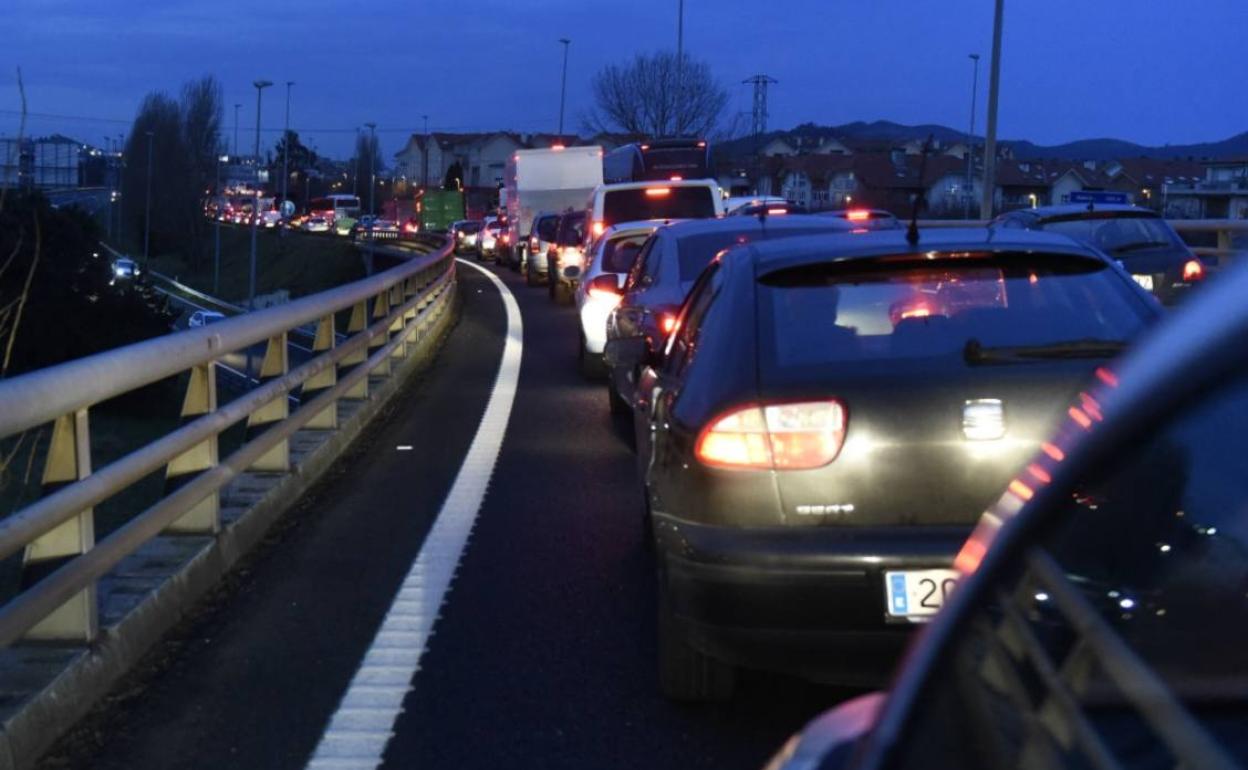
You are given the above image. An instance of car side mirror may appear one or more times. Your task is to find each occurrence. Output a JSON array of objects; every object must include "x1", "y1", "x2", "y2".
[
  {"x1": 563, "y1": 265, "x2": 582, "y2": 280},
  {"x1": 604, "y1": 336, "x2": 651, "y2": 370}
]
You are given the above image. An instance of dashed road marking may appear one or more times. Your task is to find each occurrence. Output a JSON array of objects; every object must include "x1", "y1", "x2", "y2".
[{"x1": 305, "y1": 259, "x2": 522, "y2": 770}]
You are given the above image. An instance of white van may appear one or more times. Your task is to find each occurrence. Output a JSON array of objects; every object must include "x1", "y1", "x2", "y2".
[{"x1": 583, "y1": 179, "x2": 723, "y2": 249}]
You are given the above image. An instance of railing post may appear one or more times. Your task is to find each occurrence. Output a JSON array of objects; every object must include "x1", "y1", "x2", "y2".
[
  {"x1": 370, "y1": 290, "x2": 392, "y2": 376},
  {"x1": 341, "y1": 300, "x2": 369, "y2": 400},
  {"x1": 164, "y1": 363, "x2": 220, "y2": 533},
  {"x1": 21, "y1": 409, "x2": 97, "y2": 642},
  {"x1": 245, "y1": 333, "x2": 290, "y2": 472},
  {"x1": 303, "y1": 314, "x2": 338, "y2": 429}
]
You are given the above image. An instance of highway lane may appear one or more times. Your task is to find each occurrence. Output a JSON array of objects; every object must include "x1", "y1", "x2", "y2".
[{"x1": 38, "y1": 259, "x2": 853, "y2": 770}]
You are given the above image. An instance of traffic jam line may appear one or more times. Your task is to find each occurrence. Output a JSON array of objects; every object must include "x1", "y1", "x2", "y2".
[{"x1": 304, "y1": 259, "x2": 522, "y2": 769}]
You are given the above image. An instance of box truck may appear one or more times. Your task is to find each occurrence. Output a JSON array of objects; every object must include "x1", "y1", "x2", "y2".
[{"x1": 502, "y1": 146, "x2": 603, "y2": 271}]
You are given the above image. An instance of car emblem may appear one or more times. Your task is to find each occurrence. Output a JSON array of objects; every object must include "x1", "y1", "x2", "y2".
[{"x1": 963, "y1": 399, "x2": 1005, "y2": 441}]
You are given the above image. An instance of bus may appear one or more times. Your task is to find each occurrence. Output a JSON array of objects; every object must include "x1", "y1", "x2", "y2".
[
  {"x1": 602, "y1": 138, "x2": 712, "y2": 184},
  {"x1": 308, "y1": 194, "x2": 362, "y2": 223}
]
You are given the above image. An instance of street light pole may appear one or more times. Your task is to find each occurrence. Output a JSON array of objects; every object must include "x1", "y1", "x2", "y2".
[
  {"x1": 422, "y1": 114, "x2": 429, "y2": 188},
  {"x1": 964, "y1": 53, "x2": 981, "y2": 220},
  {"x1": 281, "y1": 81, "x2": 293, "y2": 224},
  {"x1": 558, "y1": 38, "x2": 571, "y2": 136},
  {"x1": 249, "y1": 79, "x2": 272, "y2": 311},
  {"x1": 980, "y1": 0, "x2": 1004, "y2": 220},
  {"x1": 365, "y1": 122, "x2": 377, "y2": 217},
  {"x1": 677, "y1": 0, "x2": 684, "y2": 72},
  {"x1": 215, "y1": 153, "x2": 224, "y2": 294},
  {"x1": 143, "y1": 130, "x2": 153, "y2": 264},
  {"x1": 116, "y1": 133, "x2": 124, "y2": 244},
  {"x1": 233, "y1": 103, "x2": 241, "y2": 158}
]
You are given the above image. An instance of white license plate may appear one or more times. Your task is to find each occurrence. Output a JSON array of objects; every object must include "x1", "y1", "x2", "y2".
[
  {"x1": 885, "y1": 569, "x2": 959, "y2": 620},
  {"x1": 1131, "y1": 274, "x2": 1155, "y2": 291}
]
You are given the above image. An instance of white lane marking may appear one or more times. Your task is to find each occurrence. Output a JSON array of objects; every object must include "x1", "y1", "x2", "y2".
[{"x1": 305, "y1": 259, "x2": 521, "y2": 770}]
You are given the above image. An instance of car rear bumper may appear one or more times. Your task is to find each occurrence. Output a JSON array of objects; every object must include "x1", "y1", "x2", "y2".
[{"x1": 654, "y1": 513, "x2": 969, "y2": 684}]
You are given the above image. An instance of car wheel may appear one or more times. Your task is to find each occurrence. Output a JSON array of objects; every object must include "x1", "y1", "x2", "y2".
[
  {"x1": 578, "y1": 333, "x2": 602, "y2": 379},
  {"x1": 657, "y1": 584, "x2": 736, "y2": 702}
]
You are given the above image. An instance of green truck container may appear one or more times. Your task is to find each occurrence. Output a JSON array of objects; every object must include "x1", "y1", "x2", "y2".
[{"x1": 416, "y1": 189, "x2": 466, "y2": 233}]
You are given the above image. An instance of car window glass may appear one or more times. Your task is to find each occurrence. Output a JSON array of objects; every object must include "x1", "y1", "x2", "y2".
[
  {"x1": 601, "y1": 233, "x2": 651, "y2": 274},
  {"x1": 626, "y1": 235, "x2": 659, "y2": 291},
  {"x1": 1039, "y1": 214, "x2": 1181, "y2": 252},
  {"x1": 537, "y1": 217, "x2": 558, "y2": 241},
  {"x1": 889, "y1": 369, "x2": 1248, "y2": 770},
  {"x1": 663, "y1": 262, "x2": 721, "y2": 376}
]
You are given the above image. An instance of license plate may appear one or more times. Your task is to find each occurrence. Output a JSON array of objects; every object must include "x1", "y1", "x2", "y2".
[
  {"x1": 885, "y1": 569, "x2": 959, "y2": 620},
  {"x1": 1131, "y1": 274, "x2": 1155, "y2": 291}
]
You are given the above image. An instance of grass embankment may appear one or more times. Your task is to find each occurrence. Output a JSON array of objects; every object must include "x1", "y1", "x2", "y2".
[{"x1": 149, "y1": 226, "x2": 367, "y2": 303}]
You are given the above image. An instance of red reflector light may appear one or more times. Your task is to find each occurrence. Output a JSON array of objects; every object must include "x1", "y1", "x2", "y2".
[
  {"x1": 846, "y1": 209, "x2": 871, "y2": 222},
  {"x1": 645, "y1": 187, "x2": 671, "y2": 197},
  {"x1": 1182, "y1": 258, "x2": 1205, "y2": 281},
  {"x1": 695, "y1": 401, "x2": 847, "y2": 470}
]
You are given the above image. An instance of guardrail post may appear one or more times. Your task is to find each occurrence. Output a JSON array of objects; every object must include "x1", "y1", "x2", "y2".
[
  {"x1": 303, "y1": 314, "x2": 338, "y2": 429},
  {"x1": 341, "y1": 300, "x2": 369, "y2": 400},
  {"x1": 1218, "y1": 228, "x2": 1232, "y2": 257},
  {"x1": 164, "y1": 363, "x2": 220, "y2": 533},
  {"x1": 245, "y1": 333, "x2": 290, "y2": 472},
  {"x1": 370, "y1": 290, "x2": 392, "y2": 376},
  {"x1": 21, "y1": 409, "x2": 97, "y2": 642}
]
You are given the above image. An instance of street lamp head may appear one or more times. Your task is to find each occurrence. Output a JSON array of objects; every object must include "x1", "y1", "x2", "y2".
[
  {"x1": 254, "y1": 80, "x2": 273, "y2": 90},
  {"x1": 970, "y1": 53, "x2": 981, "y2": 61},
  {"x1": 559, "y1": 37, "x2": 570, "y2": 45},
  {"x1": 364, "y1": 122, "x2": 377, "y2": 130}
]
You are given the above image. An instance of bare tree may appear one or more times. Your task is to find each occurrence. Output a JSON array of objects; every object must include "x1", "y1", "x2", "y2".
[
  {"x1": 584, "y1": 52, "x2": 729, "y2": 138},
  {"x1": 350, "y1": 131, "x2": 384, "y2": 213},
  {"x1": 180, "y1": 76, "x2": 223, "y2": 264}
]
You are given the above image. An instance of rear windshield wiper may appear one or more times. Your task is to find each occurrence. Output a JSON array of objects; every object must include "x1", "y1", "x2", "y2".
[
  {"x1": 1110, "y1": 240, "x2": 1173, "y2": 254},
  {"x1": 965, "y1": 338, "x2": 1129, "y2": 365}
]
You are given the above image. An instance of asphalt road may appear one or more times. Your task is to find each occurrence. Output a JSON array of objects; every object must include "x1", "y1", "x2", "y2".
[{"x1": 38, "y1": 259, "x2": 853, "y2": 770}]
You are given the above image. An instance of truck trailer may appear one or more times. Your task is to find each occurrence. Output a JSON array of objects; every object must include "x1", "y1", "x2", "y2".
[{"x1": 502, "y1": 146, "x2": 603, "y2": 271}]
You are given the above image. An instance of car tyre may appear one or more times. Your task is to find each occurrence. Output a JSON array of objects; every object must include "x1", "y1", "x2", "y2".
[{"x1": 657, "y1": 586, "x2": 736, "y2": 702}]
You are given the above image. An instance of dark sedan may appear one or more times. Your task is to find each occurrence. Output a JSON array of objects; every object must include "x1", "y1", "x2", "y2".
[
  {"x1": 605, "y1": 228, "x2": 1160, "y2": 701},
  {"x1": 991, "y1": 204, "x2": 1207, "y2": 304},
  {"x1": 603, "y1": 216, "x2": 853, "y2": 415},
  {"x1": 767, "y1": 246, "x2": 1248, "y2": 770}
]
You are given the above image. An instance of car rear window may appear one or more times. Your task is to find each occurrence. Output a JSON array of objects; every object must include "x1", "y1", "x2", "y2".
[
  {"x1": 535, "y1": 217, "x2": 558, "y2": 241},
  {"x1": 461, "y1": 222, "x2": 481, "y2": 233},
  {"x1": 557, "y1": 212, "x2": 586, "y2": 245},
  {"x1": 600, "y1": 233, "x2": 650, "y2": 273},
  {"x1": 603, "y1": 186, "x2": 716, "y2": 225},
  {"x1": 1037, "y1": 213, "x2": 1181, "y2": 253},
  {"x1": 674, "y1": 225, "x2": 845, "y2": 282},
  {"x1": 758, "y1": 254, "x2": 1151, "y2": 369}
]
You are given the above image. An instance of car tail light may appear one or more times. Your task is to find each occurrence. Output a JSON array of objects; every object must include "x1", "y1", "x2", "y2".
[
  {"x1": 659, "y1": 312, "x2": 678, "y2": 335},
  {"x1": 846, "y1": 209, "x2": 871, "y2": 222},
  {"x1": 1182, "y1": 258, "x2": 1205, "y2": 281},
  {"x1": 767, "y1": 207, "x2": 788, "y2": 215},
  {"x1": 529, "y1": 236, "x2": 539, "y2": 251},
  {"x1": 591, "y1": 220, "x2": 605, "y2": 237},
  {"x1": 695, "y1": 400, "x2": 847, "y2": 470},
  {"x1": 646, "y1": 187, "x2": 671, "y2": 197}
]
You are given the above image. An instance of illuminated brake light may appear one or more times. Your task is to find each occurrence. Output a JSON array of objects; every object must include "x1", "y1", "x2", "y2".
[
  {"x1": 645, "y1": 187, "x2": 671, "y2": 197},
  {"x1": 1182, "y1": 258, "x2": 1205, "y2": 281},
  {"x1": 900, "y1": 305, "x2": 932, "y2": 320},
  {"x1": 846, "y1": 209, "x2": 871, "y2": 222},
  {"x1": 696, "y1": 141, "x2": 707, "y2": 148},
  {"x1": 640, "y1": 144, "x2": 650, "y2": 151},
  {"x1": 670, "y1": 175, "x2": 683, "y2": 181},
  {"x1": 660, "y1": 313, "x2": 678, "y2": 335},
  {"x1": 695, "y1": 401, "x2": 847, "y2": 470},
  {"x1": 767, "y1": 207, "x2": 788, "y2": 216},
  {"x1": 551, "y1": 144, "x2": 565, "y2": 151},
  {"x1": 591, "y1": 220, "x2": 605, "y2": 237}
]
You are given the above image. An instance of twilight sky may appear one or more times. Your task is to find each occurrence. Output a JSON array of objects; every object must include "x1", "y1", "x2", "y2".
[{"x1": 3, "y1": 0, "x2": 1245, "y2": 160}]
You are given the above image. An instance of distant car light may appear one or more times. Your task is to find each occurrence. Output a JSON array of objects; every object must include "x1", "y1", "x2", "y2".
[
  {"x1": 1182, "y1": 258, "x2": 1205, "y2": 281},
  {"x1": 846, "y1": 209, "x2": 871, "y2": 222}
]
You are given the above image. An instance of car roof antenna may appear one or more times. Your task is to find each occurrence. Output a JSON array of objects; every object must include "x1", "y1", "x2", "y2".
[{"x1": 906, "y1": 134, "x2": 934, "y2": 247}]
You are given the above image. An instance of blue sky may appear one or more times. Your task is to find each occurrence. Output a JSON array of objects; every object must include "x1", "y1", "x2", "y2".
[{"x1": 3, "y1": 0, "x2": 1245, "y2": 159}]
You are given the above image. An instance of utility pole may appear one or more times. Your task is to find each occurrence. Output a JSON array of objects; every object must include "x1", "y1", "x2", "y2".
[
  {"x1": 365, "y1": 122, "x2": 377, "y2": 216},
  {"x1": 964, "y1": 53, "x2": 981, "y2": 220},
  {"x1": 281, "y1": 81, "x2": 293, "y2": 225},
  {"x1": 980, "y1": 0, "x2": 1004, "y2": 220},
  {"x1": 557, "y1": 38, "x2": 571, "y2": 137},
  {"x1": 143, "y1": 130, "x2": 153, "y2": 264},
  {"x1": 233, "y1": 103, "x2": 241, "y2": 157},
  {"x1": 676, "y1": 0, "x2": 684, "y2": 70},
  {"x1": 743, "y1": 75, "x2": 777, "y2": 153},
  {"x1": 422, "y1": 114, "x2": 429, "y2": 188},
  {"x1": 249, "y1": 80, "x2": 272, "y2": 311},
  {"x1": 116, "y1": 133, "x2": 124, "y2": 244}
]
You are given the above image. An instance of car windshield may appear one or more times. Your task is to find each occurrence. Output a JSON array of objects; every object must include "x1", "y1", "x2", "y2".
[
  {"x1": 600, "y1": 232, "x2": 651, "y2": 273},
  {"x1": 1038, "y1": 214, "x2": 1181, "y2": 253},
  {"x1": 758, "y1": 254, "x2": 1150, "y2": 370},
  {"x1": 603, "y1": 187, "x2": 716, "y2": 224}
]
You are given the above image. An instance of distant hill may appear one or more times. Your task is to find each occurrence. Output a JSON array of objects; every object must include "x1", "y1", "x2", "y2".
[{"x1": 716, "y1": 120, "x2": 1248, "y2": 162}]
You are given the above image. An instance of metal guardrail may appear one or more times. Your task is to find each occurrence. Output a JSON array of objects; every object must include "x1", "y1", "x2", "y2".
[{"x1": 0, "y1": 234, "x2": 456, "y2": 645}]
